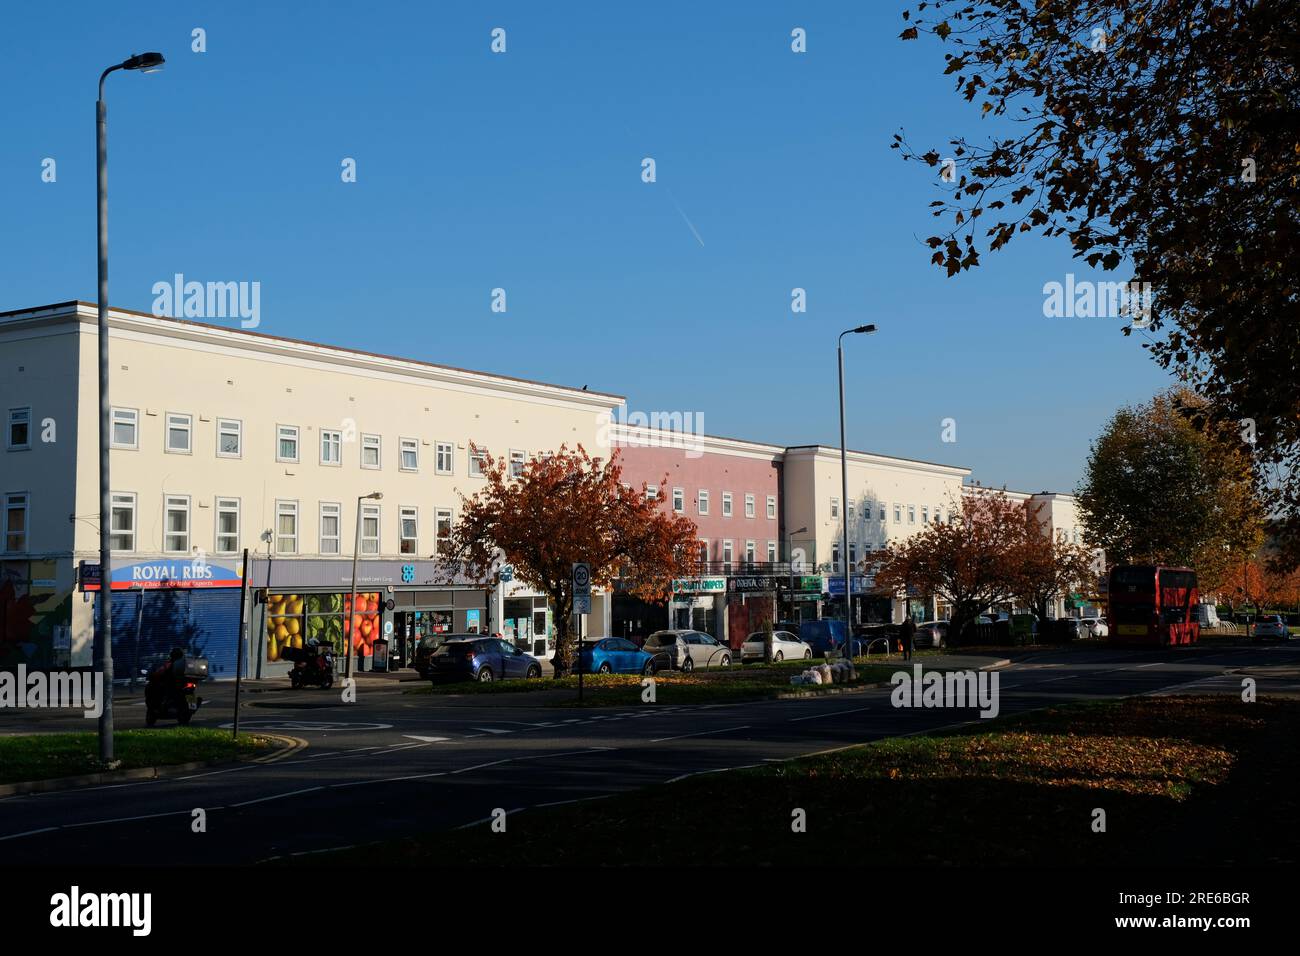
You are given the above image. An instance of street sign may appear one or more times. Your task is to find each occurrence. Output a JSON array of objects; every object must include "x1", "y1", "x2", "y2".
[
  {"x1": 573, "y1": 562, "x2": 591, "y2": 615},
  {"x1": 500, "y1": 564, "x2": 514, "y2": 582},
  {"x1": 574, "y1": 593, "x2": 591, "y2": 614}
]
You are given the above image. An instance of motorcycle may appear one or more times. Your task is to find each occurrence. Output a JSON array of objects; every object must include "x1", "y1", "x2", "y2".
[
  {"x1": 144, "y1": 652, "x2": 208, "y2": 726},
  {"x1": 283, "y1": 639, "x2": 335, "y2": 689}
]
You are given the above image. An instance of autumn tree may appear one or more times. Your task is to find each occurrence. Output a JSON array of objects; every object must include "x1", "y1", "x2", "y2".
[
  {"x1": 893, "y1": 0, "x2": 1300, "y2": 568},
  {"x1": 438, "y1": 444, "x2": 698, "y2": 675},
  {"x1": 1010, "y1": 503, "x2": 1098, "y2": 622},
  {"x1": 873, "y1": 488, "x2": 1027, "y2": 645},
  {"x1": 1076, "y1": 390, "x2": 1264, "y2": 585}
]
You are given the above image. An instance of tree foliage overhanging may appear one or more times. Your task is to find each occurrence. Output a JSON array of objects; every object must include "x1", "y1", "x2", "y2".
[{"x1": 894, "y1": 0, "x2": 1300, "y2": 568}]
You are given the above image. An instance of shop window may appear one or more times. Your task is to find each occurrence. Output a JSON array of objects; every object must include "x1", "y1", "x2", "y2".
[
  {"x1": 361, "y1": 433, "x2": 381, "y2": 469},
  {"x1": 320, "y1": 429, "x2": 342, "y2": 466},
  {"x1": 4, "y1": 493, "x2": 28, "y2": 553},
  {"x1": 277, "y1": 424, "x2": 299, "y2": 463},
  {"x1": 166, "y1": 413, "x2": 192, "y2": 454},
  {"x1": 400, "y1": 506, "x2": 418, "y2": 554},
  {"x1": 7, "y1": 407, "x2": 31, "y2": 451},
  {"x1": 111, "y1": 407, "x2": 138, "y2": 449},
  {"x1": 361, "y1": 503, "x2": 381, "y2": 554},
  {"x1": 110, "y1": 493, "x2": 136, "y2": 551},
  {"x1": 319, "y1": 502, "x2": 341, "y2": 554},
  {"x1": 400, "y1": 438, "x2": 419, "y2": 472},
  {"x1": 265, "y1": 591, "x2": 383, "y2": 662},
  {"x1": 164, "y1": 495, "x2": 190, "y2": 553},
  {"x1": 217, "y1": 418, "x2": 241, "y2": 458},
  {"x1": 215, "y1": 497, "x2": 240, "y2": 553}
]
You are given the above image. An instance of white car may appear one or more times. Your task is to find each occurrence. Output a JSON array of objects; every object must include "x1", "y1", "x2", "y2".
[
  {"x1": 1252, "y1": 615, "x2": 1288, "y2": 641},
  {"x1": 1079, "y1": 618, "x2": 1108, "y2": 639},
  {"x1": 741, "y1": 630, "x2": 813, "y2": 663}
]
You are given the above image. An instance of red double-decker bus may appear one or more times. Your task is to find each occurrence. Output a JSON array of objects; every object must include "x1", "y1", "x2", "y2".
[{"x1": 1107, "y1": 565, "x2": 1200, "y2": 645}]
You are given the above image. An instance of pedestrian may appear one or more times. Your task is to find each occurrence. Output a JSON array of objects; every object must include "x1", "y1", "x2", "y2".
[{"x1": 900, "y1": 613, "x2": 916, "y2": 661}]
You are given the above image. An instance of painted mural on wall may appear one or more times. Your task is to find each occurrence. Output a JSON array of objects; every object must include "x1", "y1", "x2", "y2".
[{"x1": 0, "y1": 560, "x2": 72, "y2": 669}]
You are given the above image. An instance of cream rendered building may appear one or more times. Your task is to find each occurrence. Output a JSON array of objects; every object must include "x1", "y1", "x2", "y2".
[{"x1": 0, "y1": 301, "x2": 621, "y2": 676}]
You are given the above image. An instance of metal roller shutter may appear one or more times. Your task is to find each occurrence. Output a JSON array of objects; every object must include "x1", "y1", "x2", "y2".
[{"x1": 97, "y1": 588, "x2": 242, "y2": 680}]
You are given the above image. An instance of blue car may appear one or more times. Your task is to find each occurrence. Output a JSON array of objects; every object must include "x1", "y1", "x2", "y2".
[
  {"x1": 798, "y1": 620, "x2": 864, "y2": 657},
  {"x1": 576, "y1": 637, "x2": 657, "y2": 675},
  {"x1": 427, "y1": 635, "x2": 543, "y2": 683}
]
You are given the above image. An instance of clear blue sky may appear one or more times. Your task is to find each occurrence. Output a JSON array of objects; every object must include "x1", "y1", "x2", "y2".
[{"x1": 0, "y1": 0, "x2": 1173, "y2": 494}]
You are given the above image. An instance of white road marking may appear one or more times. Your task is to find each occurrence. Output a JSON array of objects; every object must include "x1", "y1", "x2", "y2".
[
  {"x1": 789, "y1": 706, "x2": 872, "y2": 723},
  {"x1": 651, "y1": 725, "x2": 750, "y2": 743},
  {"x1": 534, "y1": 794, "x2": 615, "y2": 808},
  {"x1": 403, "y1": 735, "x2": 451, "y2": 743},
  {"x1": 230, "y1": 786, "x2": 323, "y2": 808},
  {"x1": 470, "y1": 727, "x2": 514, "y2": 735}
]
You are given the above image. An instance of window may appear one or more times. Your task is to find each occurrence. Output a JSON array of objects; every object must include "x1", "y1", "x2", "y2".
[
  {"x1": 7, "y1": 408, "x2": 31, "y2": 450},
  {"x1": 109, "y1": 493, "x2": 136, "y2": 551},
  {"x1": 879, "y1": 502, "x2": 886, "y2": 521},
  {"x1": 4, "y1": 493, "x2": 28, "y2": 552},
  {"x1": 320, "y1": 429, "x2": 342, "y2": 466},
  {"x1": 722, "y1": 493, "x2": 733, "y2": 517},
  {"x1": 745, "y1": 540, "x2": 756, "y2": 565},
  {"x1": 319, "y1": 502, "x2": 341, "y2": 554},
  {"x1": 908, "y1": 505, "x2": 916, "y2": 525},
  {"x1": 164, "y1": 495, "x2": 190, "y2": 553},
  {"x1": 849, "y1": 544, "x2": 858, "y2": 568},
  {"x1": 832, "y1": 542, "x2": 841, "y2": 571},
  {"x1": 646, "y1": 485, "x2": 658, "y2": 502},
  {"x1": 744, "y1": 494, "x2": 755, "y2": 518},
  {"x1": 767, "y1": 495, "x2": 777, "y2": 520},
  {"x1": 698, "y1": 490, "x2": 710, "y2": 515},
  {"x1": 217, "y1": 418, "x2": 241, "y2": 458},
  {"x1": 435, "y1": 441, "x2": 454, "y2": 475},
  {"x1": 361, "y1": 434, "x2": 381, "y2": 469},
  {"x1": 698, "y1": 541, "x2": 709, "y2": 564},
  {"x1": 672, "y1": 488, "x2": 685, "y2": 513},
  {"x1": 922, "y1": 506, "x2": 929, "y2": 524},
  {"x1": 767, "y1": 541, "x2": 777, "y2": 563},
  {"x1": 166, "y1": 413, "x2": 192, "y2": 454},
  {"x1": 830, "y1": 498, "x2": 840, "y2": 519},
  {"x1": 111, "y1": 408, "x2": 138, "y2": 449},
  {"x1": 215, "y1": 497, "x2": 240, "y2": 553},
  {"x1": 361, "y1": 502, "x2": 380, "y2": 554},
  {"x1": 401, "y1": 438, "x2": 420, "y2": 472},
  {"x1": 864, "y1": 499, "x2": 873, "y2": 520},
  {"x1": 508, "y1": 449, "x2": 525, "y2": 478},
  {"x1": 277, "y1": 424, "x2": 299, "y2": 463},
  {"x1": 276, "y1": 500, "x2": 298, "y2": 554},
  {"x1": 893, "y1": 503, "x2": 902, "y2": 523},
  {"x1": 722, "y1": 540, "x2": 733, "y2": 570},
  {"x1": 847, "y1": 501, "x2": 855, "y2": 520},
  {"x1": 400, "y1": 506, "x2": 418, "y2": 555},
  {"x1": 435, "y1": 508, "x2": 453, "y2": 556},
  {"x1": 469, "y1": 448, "x2": 487, "y2": 477}
]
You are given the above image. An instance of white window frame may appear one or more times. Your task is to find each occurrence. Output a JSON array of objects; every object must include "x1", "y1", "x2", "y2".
[
  {"x1": 894, "y1": 503, "x2": 902, "y2": 523},
  {"x1": 361, "y1": 502, "x2": 381, "y2": 554},
  {"x1": 434, "y1": 507, "x2": 453, "y2": 556},
  {"x1": 698, "y1": 490, "x2": 710, "y2": 516},
  {"x1": 215, "y1": 497, "x2": 240, "y2": 554},
  {"x1": 361, "y1": 433, "x2": 381, "y2": 470},
  {"x1": 276, "y1": 424, "x2": 300, "y2": 464},
  {"x1": 216, "y1": 418, "x2": 242, "y2": 459},
  {"x1": 744, "y1": 494, "x2": 755, "y2": 519},
  {"x1": 319, "y1": 501, "x2": 341, "y2": 555},
  {"x1": 275, "y1": 500, "x2": 299, "y2": 555},
  {"x1": 879, "y1": 503, "x2": 887, "y2": 521},
  {"x1": 435, "y1": 441, "x2": 454, "y2": 475},
  {"x1": 767, "y1": 540, "x2": 777, "y2": 563},
  {"x1": 165, "y1": 412, "x2": 192, "y2": 455},
  {"x1": 672, "y1": 487, "x2": 685, "y2": 513},
  {"x1": 698, "y1": 540, "x2": 709, "y2": 564},
  {"x1": 468, "y1": 448, "x2": 487, "y2": 477},
  {"x1": 399, "y1": 506, "x2": 418, "y2": 555},
  {"x1": 400, "y1": 438, "x2": 420, "y2": 473},
  {"x1": 767, "y1": 495, "x2": 777, "y2": 520},
  {"x1": 908, "y1": 504, "x2": 916, "y2": 525},
  {"x1": 832, "y1": 542, "x2": 841, "y2": 572},
  {"x1": 745, "y1": 540, "x2": 756, "y2": 565},
  {"x1": 6, "y1": 407, "x2": 31, "y2": 451},
  {"x1": 922, "y1": 506, "x2": 929, "y2": 524},
  {"x1": 111, "y1": 407, "x2": 139, "y2": 450},
  {"x1": 722, "y1": 492, "x2": 733, "y2": 518},
  {"x1": 830, "y1": 498, "x2": 840, "y2": 519},
  {"x1": 320, "y1": 429, "x2": 342, "y2": 466},
  {"x1": 646, "y1": 485, "x2": 658, "y2": 502},
  {"x1": 722, "y1": 539, "x2": 733, "y2": 570},
  {"x1": 163, "y1": 494, "x2": 191, "y2": 553},
  {"x1": 508, "y1": 449, "x2": 525, "y2": 478},
  {"x1": 3, "y1": 492, "x2": 29, "y2": 553},
  {"x1": 109, "y1": 492, "x2": 136, "y2": 552}
]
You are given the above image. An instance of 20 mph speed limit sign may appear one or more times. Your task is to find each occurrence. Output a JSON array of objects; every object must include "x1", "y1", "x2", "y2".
[{"x1": 573, "y1": 562, "x2": 591, "y2": 614}]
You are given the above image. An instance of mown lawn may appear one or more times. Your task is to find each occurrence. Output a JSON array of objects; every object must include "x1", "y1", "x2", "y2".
[
  {"x1": 324, "y1": 695, "x2": 1299, "y2": 866},
  {"x1": 0, "y1": 729, "x2": 274, "y2": 785}
]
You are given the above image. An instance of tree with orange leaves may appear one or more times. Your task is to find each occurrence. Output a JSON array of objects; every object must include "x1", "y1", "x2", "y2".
[{"x1": 438, "y1": 444, "x2": 699, "y2": 675}]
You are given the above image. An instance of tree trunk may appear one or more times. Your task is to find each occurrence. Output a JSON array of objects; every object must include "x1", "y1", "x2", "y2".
[{"x1": 550, "y1": 590, "x2": 572, "y2": 678}]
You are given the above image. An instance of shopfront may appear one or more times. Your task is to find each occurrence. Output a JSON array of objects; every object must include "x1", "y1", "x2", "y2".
[
  {"x1": 1, "y1": 558, "x2": 72, "y2": 670},
  {"x1": 725, "y1": 574, "x2": 779, "y2": 649},
  {"x1": 669, "y1": 576, "x2": 724, "y2": 639},
  {"x1": 83, "y1": 556, "x2": 246, "y2": 680}
]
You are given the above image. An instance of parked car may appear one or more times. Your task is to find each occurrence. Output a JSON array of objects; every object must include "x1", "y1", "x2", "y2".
[
  {"x1": 1252, "y1": 615, "x2": 1289, "y2": 641},
  {"x1": 740, "y1": 630, "x2": 813, "y2": 662},
  {"x1": 1079, "y1": 617, "x2": 1109, "y2": 639},
  {"x1": 798, "y1": 620, "x2": 864, "y2": 657},
  {"x1": 642, "y1": 630, "x2": 732, "y2": 671},
  {"x1": 427, "y1": 635, "x2": 543, "y2": 683},
  {"x1": 913, "y1": 620, "x2": 948, "y2": 649},
  {"x1": 576, "y1": 637, "x2": 657, "y2": 675},
  {"x1": 412, "y1": 634, "x2": 459, "y2": 677}
]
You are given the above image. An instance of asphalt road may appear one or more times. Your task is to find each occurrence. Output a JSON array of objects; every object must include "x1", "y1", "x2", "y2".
[{"x1": 3, "y1": 643, "x2": 1298, "y2": 864}]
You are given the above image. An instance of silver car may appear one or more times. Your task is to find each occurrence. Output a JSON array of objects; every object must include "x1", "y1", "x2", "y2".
[
  {"x1": 642, "y1": 630, "x2": 732, "y2": 672},
  {"x1": 740, "y1": 630, "x2": 812, "y2": 662},
  {"x1": 1252, "y1": 615, "x2": 1288, "y2": 641}
]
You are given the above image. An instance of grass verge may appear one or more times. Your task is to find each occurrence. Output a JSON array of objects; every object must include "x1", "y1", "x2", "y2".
[
  {"x1": 0, "y1": 729, "x2": 274, "y2": 785},
  {"x1": 322, "y1": 695, "x2": 1299, "y2": 866}
]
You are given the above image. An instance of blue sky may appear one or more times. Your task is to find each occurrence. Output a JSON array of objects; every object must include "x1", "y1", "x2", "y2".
[{"x1": 0, "y1": 0, "x2": 1173, "y2": 494}]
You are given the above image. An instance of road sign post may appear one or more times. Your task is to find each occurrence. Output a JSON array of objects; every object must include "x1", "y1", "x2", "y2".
[{"x1": 573, "y1": 562, "x2": 591, "y2": 702}]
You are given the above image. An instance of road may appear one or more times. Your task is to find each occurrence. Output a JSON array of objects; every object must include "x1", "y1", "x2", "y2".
[{"x1": 2, "y1": 643, "x2": 1298, "y2": 864}]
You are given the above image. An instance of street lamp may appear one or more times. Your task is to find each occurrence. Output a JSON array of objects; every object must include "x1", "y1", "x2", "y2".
[
  {"x1": 93, "y1": 50, "x2": 165, "y2": 764},
  {"x1": 838, "y1": 324, "x2": 877, "y2": 659},
  {"x1": 347, "y1": 492, "x2": 383, "y2": 681}
]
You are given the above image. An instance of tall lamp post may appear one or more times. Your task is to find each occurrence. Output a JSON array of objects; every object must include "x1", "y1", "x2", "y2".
[
  {"x1": 837, "y1": 324, "x2": 877, "y2": 659},
  {"x1": 348, "y1": 492, "x2": 383, "y2": 682},
  {"x1": 94, "y1": 51, "x2": 164, "y2": 763}
]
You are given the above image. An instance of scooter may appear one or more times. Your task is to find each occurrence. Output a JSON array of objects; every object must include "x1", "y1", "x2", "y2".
[
  {"x1": 144, "y1": 651, "x2": 208, "y2": 726},
  {"x1": 283, "y1": 639, "x2": 335, "y2": 689}
]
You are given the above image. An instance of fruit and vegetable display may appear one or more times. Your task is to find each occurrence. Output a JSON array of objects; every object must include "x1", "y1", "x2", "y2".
[{"x1": 264, "y1": 591, "x2": 380, "y2": 660}]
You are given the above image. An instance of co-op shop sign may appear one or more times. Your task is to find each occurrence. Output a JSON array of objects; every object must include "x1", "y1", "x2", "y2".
[{"x1": 80, "y1": 559, "x2": 244, "y2": 591}]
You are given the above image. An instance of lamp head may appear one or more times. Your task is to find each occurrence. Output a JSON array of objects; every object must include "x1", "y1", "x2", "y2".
[{"x1": 123, "y1": 52, "x2": 165, "y2": 72}]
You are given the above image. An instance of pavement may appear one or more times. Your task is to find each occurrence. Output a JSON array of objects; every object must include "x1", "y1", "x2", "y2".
[{"x1": 1, "y1": 642, "x2": 1298, "y2": 863}]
